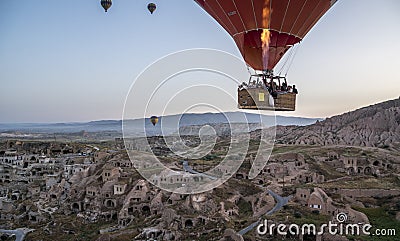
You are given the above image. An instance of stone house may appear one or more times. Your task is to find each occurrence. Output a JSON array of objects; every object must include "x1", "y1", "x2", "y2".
[
  {"x1": 101, "y1": 164, "x2": 121, "y2": 182},
  {"x1": 296, "y1": 188, "x2": 338, "y2": 215},
  {"x1": 113, "y1": 183, "x2": 127, "y2": 195}
]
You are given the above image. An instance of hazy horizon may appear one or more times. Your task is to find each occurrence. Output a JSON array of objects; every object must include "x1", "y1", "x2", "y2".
[
  {"x1": 0, "y1": 110, "x2": 324, "y2": 125},
  {"x1": 0, "y1": 96, "x2": 398, "y2": 124}
]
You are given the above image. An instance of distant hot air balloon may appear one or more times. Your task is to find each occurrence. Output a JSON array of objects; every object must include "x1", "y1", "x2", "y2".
[
  {"x1": 150, "y1": 116, "x2": 159, "y2": 126},
  {"x1": 147, "y1": 3, "x2": 157, "y2": 14},
  {"x1": 194, "y1": 0, "x2": 337, "y2": 72},
  {"x1": 101, "y1": 0, "x2": 112, "y2": 12}
]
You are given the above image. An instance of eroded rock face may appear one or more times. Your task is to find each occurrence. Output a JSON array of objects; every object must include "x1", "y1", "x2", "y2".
[
  {"x1": 345, "y1": 204, "x2": 370, "y2": 225},
  {"x1": 221, "y1": 228, "x2": 244, "y2": 241},
  {"x1": 161, "y1": 208, "x2": 178, "y2": 227},
  {"x1": 191, "y1": 194, "x2": 207, "y2": 211},
  {"x1": 275, "y1": 98, "x2": 400, "y2": 148}
]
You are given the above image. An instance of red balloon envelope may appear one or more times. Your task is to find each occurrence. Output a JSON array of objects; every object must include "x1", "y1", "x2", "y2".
[{"x1": 194, "y1": 0, "x2": 337, "y2": 71}]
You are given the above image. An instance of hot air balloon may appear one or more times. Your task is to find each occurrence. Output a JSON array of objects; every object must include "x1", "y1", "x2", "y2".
[
  {"x1": 195, "y1": 0, "x2": 337, "y2": 111},
  {"x1": 101, "y1": 0, "x2": 112, "y2": 12},
  {"x1": 147, "y1": 3, "x2": 157, "y2": 14},
  {"x1": 150, "y1": 116, "x2": 159, "y2": 126}
]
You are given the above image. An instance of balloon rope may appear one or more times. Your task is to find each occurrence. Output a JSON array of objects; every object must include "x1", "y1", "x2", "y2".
[
  {"x1": 285, "y1": 42, "x2": 301, "y2": 77},
  {"x1": 278, "y1": 46, "x2": 295, "y2": 76}
]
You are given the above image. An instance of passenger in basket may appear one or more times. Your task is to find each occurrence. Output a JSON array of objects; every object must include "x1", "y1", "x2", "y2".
[
  {"x1": 281, "y1": 81, "x2": 287, "y2": 91},
  {"x1": 292, "y1": 85, "x2": 298, "y2": 94}
]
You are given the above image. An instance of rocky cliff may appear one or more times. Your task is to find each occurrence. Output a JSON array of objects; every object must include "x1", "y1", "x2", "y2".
[{"x1": 275, "y1": 97, "x2": 400, "y2": 148}]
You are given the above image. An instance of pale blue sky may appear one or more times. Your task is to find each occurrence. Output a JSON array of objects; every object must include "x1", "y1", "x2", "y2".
[{"x1": 1, "y1": 0, "x2": 399, "y2": 123}]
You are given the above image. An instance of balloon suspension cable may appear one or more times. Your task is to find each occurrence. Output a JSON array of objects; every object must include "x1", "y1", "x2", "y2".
[
  {"x1": 277, "y1": 46, "x2": 296, "y2": 76},
  {"x1": 285, "y1": 42, "x2": 301, "y2": 77}
]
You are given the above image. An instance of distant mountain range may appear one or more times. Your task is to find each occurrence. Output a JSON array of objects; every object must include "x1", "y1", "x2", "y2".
[
  {"x1": 0, "y1": 112, "x2": 321, "y2": 135},
  {"x1": 275, "y1": 97, "x2": 400, "y2": 149},
  {"x1": 2, "y1": 98, "x2": 399, "y2": 146}
]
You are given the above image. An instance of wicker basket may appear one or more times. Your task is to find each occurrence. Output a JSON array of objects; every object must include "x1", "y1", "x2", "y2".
[{"x1": 238, "y1": 88, "x2": 296, "y2": 111}]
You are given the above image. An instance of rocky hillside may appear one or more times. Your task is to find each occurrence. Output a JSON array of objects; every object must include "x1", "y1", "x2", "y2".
[{"x1": 275, "y1": 97, "x2": 400, "y2": 148}]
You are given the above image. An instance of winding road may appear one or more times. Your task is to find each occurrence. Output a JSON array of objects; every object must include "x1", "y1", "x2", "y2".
[
  {"x1": 182, "y1": 160, "x2": 217, "y2": 180},
  {"x1": 238, "y1": 189, "x2": 292, "y2": 235}
]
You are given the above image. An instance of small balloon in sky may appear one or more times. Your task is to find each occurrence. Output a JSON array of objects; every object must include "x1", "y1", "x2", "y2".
[
  {"x1": 150, "y1": 116, "x2": 159, "y2": 126},
  {"x1": 147, "y1": 3, "x2": 157, "y2": 14},
  {"x1": 101, "y1": 0, "x2": 112, "y2": 12}
]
